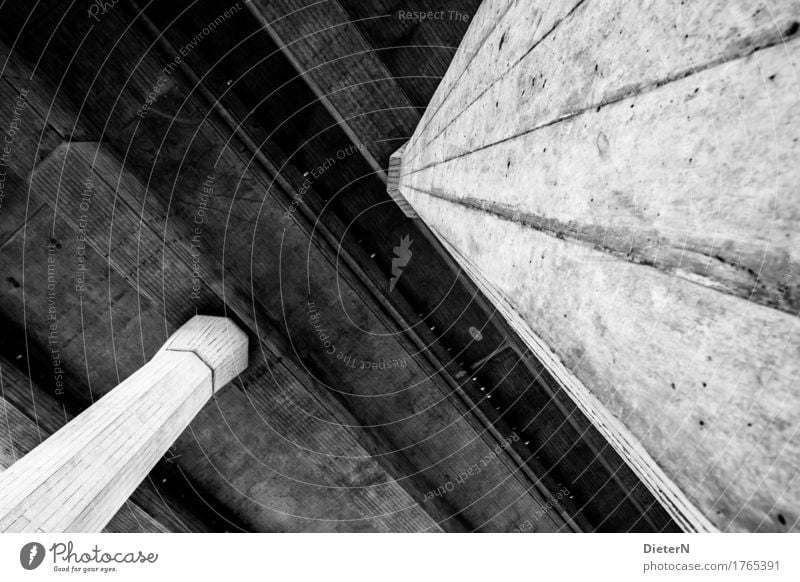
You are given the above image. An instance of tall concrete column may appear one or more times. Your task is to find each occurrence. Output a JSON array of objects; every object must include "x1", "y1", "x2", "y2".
[
  {"x1": 389, "y1": 1, "x2": 800, "y2": 532},
  {"x1": 0, "y1": 316, "x2": 247, "y2": 533}
]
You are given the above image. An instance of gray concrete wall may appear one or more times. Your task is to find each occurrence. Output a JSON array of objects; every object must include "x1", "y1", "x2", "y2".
[{"x1": 394, "y1": 0, "x2": 800, "y2": 532}]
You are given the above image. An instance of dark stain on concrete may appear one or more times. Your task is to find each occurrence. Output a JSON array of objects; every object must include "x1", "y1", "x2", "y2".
[
  {"x1": 411, "y1": 185, "x2": 798, "y2": 315},
  {"x1": 596, "y1": 131, "x2": 609, "y2": 159}
]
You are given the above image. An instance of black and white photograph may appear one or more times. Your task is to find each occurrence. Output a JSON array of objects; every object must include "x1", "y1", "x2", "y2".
[{"x1": 0, "y1": 0, "x2": 798, "y2": 579}]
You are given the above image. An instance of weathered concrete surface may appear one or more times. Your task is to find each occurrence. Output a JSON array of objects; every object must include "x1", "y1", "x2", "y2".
[{"x1": 396, "y1": 0, "x2": 800, "y2": 532}]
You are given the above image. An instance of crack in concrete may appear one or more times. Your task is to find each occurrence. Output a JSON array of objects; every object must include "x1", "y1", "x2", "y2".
[{"x1": 408, "y1": 0, "x2": 587, "y2": 163}]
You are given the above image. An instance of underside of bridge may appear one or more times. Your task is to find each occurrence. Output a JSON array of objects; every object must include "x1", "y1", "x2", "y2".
[{"x1": 0, "y1": 0, "x2": 797, "y2": 533}]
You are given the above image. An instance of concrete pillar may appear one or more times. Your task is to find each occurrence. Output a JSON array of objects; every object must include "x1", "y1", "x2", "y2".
[
  {"x1": 0, "y1": 316, "x2": 247, "y2": 533},
  {"x1": 390, "y1": 1, "x2": 800, "y2": 532}
]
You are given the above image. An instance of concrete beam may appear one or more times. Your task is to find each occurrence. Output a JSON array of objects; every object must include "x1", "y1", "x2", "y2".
[{"x1": 246, "y1": 0, "x2": 422, "y2": 175}]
